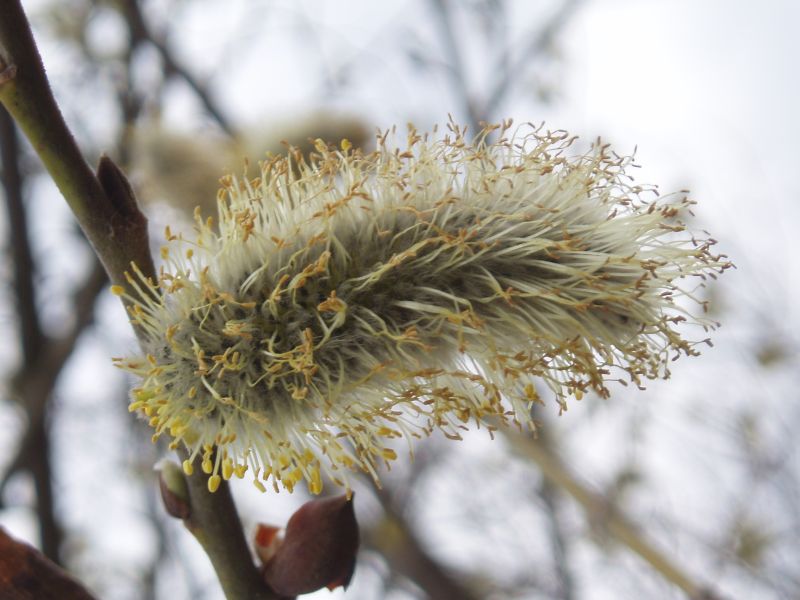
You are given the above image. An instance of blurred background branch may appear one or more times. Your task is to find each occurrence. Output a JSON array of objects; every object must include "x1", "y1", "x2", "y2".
[
  {"x1": 505, "y1": 429, "x2": 722, "y2": 600},
  {"x1": 0, "y1": 2, "x2": 270, "y2": 597},
  {"x1": 114, "y1": 0, "x2": 236, "y2": 138}
]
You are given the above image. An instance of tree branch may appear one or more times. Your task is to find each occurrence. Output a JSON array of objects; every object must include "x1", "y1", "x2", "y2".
[
  {"x1": 0, "y1": 104, "x2": 41, "y2": 363},
  {"x1": 179, "y1": 449, "x2": 280, "y2": 600},
  {"x1": 117, "y1": 0, "x2": 236, "y2": 137},
  {"x1": 1, "y1": 104, "x2": 63, "y2": 562},
  {"x1": 0, "y1": 5, "x2": 271, "y2": 599},
  {"x1": 7, "y1": 258, "x2": 107, "y2": 452},
  {"x1": 369, "y1": 487, "x2": 481, "y2": 600},
  {"x1": 482, "y1": 0, "x2": 582, "y2": 118},
  {"x1": 0, "y1": 0, "x2": 155, "y2": 290},
  {"x1": 504, "y1": 430, "x2": 724, "y2": 600},
  {"x1": 538, "y1": 479, "x2": 575, "y2": 599},
  {"x1": 0, "y1": 258, "x2": 108, "y2": 506},
  {"x1": 428, "y1": 0, "x2": 482, "y2": 135}
]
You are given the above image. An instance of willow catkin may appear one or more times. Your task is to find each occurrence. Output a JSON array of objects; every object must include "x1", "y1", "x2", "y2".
[{"x1": 113, "y1": 122, "x2": 731, "y2": 494}]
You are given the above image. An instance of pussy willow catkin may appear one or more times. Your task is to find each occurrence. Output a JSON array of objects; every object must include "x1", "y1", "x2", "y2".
[{"x1": 114, "y1": 122, "x2": 730, "y2": 494}]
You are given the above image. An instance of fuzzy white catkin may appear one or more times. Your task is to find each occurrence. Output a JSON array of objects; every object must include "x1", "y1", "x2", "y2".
[{"x1": 114, "y1": 122, "x2": 731, "y2": 494}]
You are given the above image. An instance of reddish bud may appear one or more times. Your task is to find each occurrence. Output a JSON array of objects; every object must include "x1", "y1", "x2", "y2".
[
  {"x1": 156, "y1": 459, "x2": 191, "y2": 519},
  {"x1": 260, "y1": 494, "x2": 359, "y2": 595},
  {"x1": 254, "y1": 523, "x2": 283, "y2": 565}
]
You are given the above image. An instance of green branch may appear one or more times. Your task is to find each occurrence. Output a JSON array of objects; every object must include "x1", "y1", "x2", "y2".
[
  {"x1": 180, "y1": 449, "x2": 282, "y2": 600},
  {"x1": 0, "y1": 0, "x2": 155, "y2": 289},
  {"x1": 0, "y1": 3, "x2": 278, "y2": 598}
]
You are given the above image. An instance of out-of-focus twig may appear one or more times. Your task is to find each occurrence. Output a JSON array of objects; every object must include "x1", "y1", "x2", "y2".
[
  {"x1": 0, "y1": 104, "x2": 63, "y2": 562},
  {"x1": 0, "y1": 258, "x2": 108, "y2": 501},
  {"x1": 428, "y1": 0, "x2": 482, "y2": 134},
  {"x1": 0, "y1": 261, "x2": 108, "y2": 562},
  {"x1": 538, "y1": 479, "x2": 575, "y2": 600},
  {"x1": 116, "y1": 0, "x2": 236, "y2": 137},
  {"x1": 369, "y1": 487, "x2": 481, "y2": 600},
  {"x1": 505, "y1": 430, "x2": 725, "y2": 600},
  {"x1": 0, "y1": 4, "x2": 275, "y2": 598},
  {"x1": 0, "y1": 0, "x2": 155, "y2": 292},
  {"x1": 0, "y1": 105, "x2": 40, "y2": 362},
  {"x1": 28, "y1": 420, "x2": 60, "y2": 562},
  {"x1": 428, "y1": 0, "x2": 583, "y2": 130},
  {"x1": 483, "y1": 0, "x2": 582, "y2": 117}
]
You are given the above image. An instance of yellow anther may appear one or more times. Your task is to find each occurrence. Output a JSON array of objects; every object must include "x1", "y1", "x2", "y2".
[
  {"x1": 309, "y1": 469, "x2": 323, "y2": 495},
  {"x1": 110, "y1": 285, "x2": 125, "y2": 296},
  {"x1": 340, "y1": 138, "x2": 352, "y2": 151},
  {"x1": 222, "y1": 460, "x2": 234, "y2": 480},
  {"x1": 201, "y1": 459, "x2": 213, "y2": 474},
  {"x1": 182, "y1": 460, "x2": 194, "y2": 476},
  {"x1": 253, "y1": 479, "x2": 266, "y2": 493},
  {"x1": 135, "y1": 389, "x2": 156, "y2": 402},
  {"x1": 381, "y1": 448, "x2": 397, "y2": 461},
  {"x1": 207, "y1": 475, "x2": 221, "y2": 493}
]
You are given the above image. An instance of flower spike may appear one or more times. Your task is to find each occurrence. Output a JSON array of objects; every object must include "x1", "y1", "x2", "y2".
[{"x1": 115, "y1": 121, "x2": 731, "y2": 493}]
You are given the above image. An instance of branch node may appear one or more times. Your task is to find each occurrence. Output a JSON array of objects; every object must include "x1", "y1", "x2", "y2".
[
  {"x1": 0, "y1": 64, "x2": 18, "y2": 86},
  {"x1": 96, "y1": 154, "x2": 140, "y2": 218}
]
